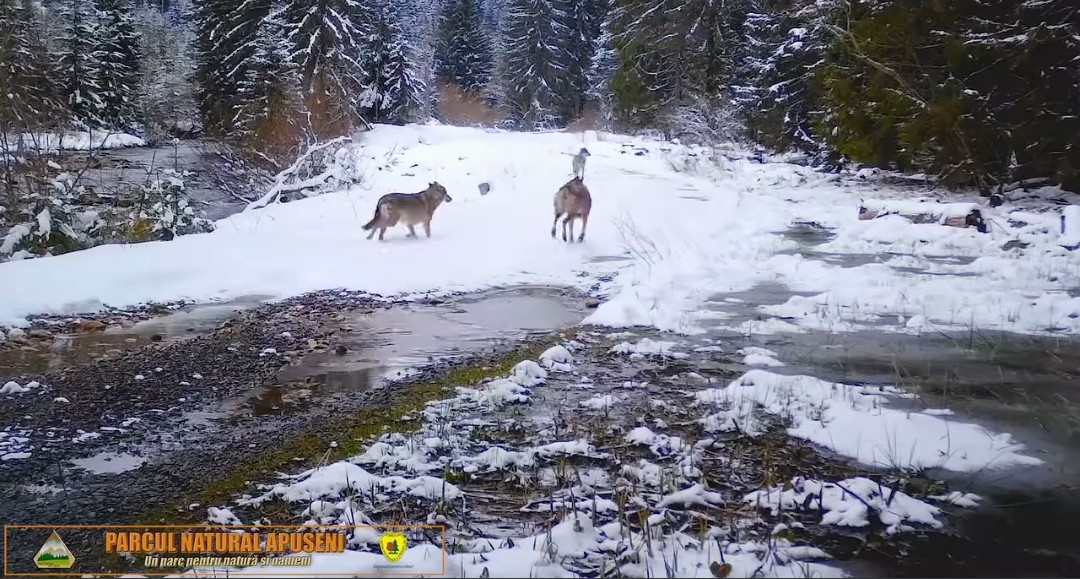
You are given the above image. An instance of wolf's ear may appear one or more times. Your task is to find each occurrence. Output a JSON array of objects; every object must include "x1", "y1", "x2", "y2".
[{"x1": 430, "y1": 181, "x2": 435, "y2": 186}]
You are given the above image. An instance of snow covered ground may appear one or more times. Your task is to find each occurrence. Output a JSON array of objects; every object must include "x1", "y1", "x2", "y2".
[
  {"x1": 0, "y1": 123, "x2": 1073, "y2": 577},
  {"x1": 1, "y1": 122, "x2": 1078, "y2": 337}
]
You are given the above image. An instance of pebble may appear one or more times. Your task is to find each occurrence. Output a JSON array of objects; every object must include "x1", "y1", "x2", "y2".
[{"x1": 79, "y1": 320, "x2": 108, "y2": 332}]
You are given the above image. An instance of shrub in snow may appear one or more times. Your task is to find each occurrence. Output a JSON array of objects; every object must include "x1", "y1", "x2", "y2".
[
  {"x1": 106, "y1": 169, "x2": 214, "y2": 242},
  {"x1": 2, "y1": 163, "x2": 214, "y2": 261},
  {"x1": 0, "y1": 172, "x2": 92, "y2": 259},
  {"x1": 745, "y1": 477, "x2": 944, "y2": 536}
]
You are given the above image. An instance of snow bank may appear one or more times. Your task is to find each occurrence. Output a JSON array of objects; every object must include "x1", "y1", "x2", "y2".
[
  {"x1": 1, "y1": 131, "x2": 145, "y2": 153},
  {"x1": 1, "y1": 123, "x2": 1075, "y2": 337},
  {"x1": 695, "y1": 370, "x2": 1043, "y2": 473}
]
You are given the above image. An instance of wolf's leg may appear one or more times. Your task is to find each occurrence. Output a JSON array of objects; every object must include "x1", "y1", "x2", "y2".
[
  {"x1": 378, "y1": 227, "x2": 387, "y2": 241},
  {"x1": 567, "y1": 216, "x2": 576, "y2": 242},
  {"x1": 551, "y1": 212, "x2": 562, "y2": 238},
  {"x1": 423, "y1": 219, "x2": 431, "y2": 238},
  {"x1": 577, "y1": 212, "x2": 588, "y2": 243},
  {"x1": 562, "y1": 216, "x2": 570, "y2": 242},
  {"x1": 366, "y1": 223, "x2": 377, "y2": 240},
  {"x1": 407, "y1": 224, "x2": 417, "y2": 238}
]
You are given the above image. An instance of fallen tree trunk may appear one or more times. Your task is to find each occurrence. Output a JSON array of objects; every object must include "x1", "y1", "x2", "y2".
[{"x1": 858, "y1": 199, "x2": 988, "y2": 233}]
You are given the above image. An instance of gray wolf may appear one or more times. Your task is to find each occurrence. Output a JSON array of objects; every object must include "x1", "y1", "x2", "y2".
[
  {"x1": 551, "y1": 177, "x2": 592, "y2": 243},
  {"x1": 362, "y1": 182, "x2": 452, "y2": 241},
  {"x1": 571, "y1": 147, "x2": 591, "y2": 179}
]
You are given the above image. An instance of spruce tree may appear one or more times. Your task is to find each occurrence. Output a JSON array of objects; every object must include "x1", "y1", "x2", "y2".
[
  {"x1": 55, "y1": 0, "x2": 106, "y2": 128},
  {"x1": 609, "y1": 0, "x2": 753, "y2": 135},
  {"x1": 232, "y1": 7, "x2": 305, "y2": 160},
  {"x1": 496, "y1": 0, "x2": 569, "y2": 129},
  {"x1": 282, "y1": 0, "x2": 369, "y2": 138},
  {"x1": 0, "y1": 0, "x2": 57, "y2": 129},
  {"x1": 358, "y1": 0, "x2": 425, "y2": 124},
  {"x1": 558, "y1": 0, "x2": 609, "y2": 122},
  {"x1": 585, "y1": 11, "x2": 615, "y2": 122},
  {"x1": 192, "y1": 0, "x2": 235, "y2": 133},
  {"x1": 435, "y1": 0, "x2": 493, "y2": 92},
  {"x1": 133, "y1": 0, "x2": 197, "y2": 138},
  {"x1": 95, "y1": 0, "x2": 142, "y2": 128},
  {"x1": 735, "y1": 0, "x2": 831, "y2": 155},
  {"x1": 382, "y1": 25, "x2": 427, "y2": 124}
]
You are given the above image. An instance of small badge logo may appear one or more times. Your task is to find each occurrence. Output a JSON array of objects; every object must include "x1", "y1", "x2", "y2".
[
  {"x1": 34, "y1": 531, "x2": 75, "y2": 569},
  {"x1": 379, "y1": 531, "x2": 407, "y2": 563}
]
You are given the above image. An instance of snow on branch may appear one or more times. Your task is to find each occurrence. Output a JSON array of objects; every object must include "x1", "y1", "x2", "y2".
[{"x1": 243, "y1": 136, "x2": 356, "y2": 212}]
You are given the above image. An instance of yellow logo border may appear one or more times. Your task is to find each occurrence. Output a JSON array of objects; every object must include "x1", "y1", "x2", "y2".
[{"x1": 378, "y1": 531, "x2": 407, "y2": 563}]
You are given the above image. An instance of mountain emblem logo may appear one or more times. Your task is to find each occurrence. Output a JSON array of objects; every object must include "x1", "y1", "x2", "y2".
[
  {"x1": 34, "y1": 531, "x2": 75, "y2": 569},
  {"x1": 379, "y1": 531, "x2": 407, "y2": 563}
]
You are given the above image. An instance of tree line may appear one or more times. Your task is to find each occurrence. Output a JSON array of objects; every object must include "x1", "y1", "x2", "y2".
[{"x1": 2, "y1": 0, "x2": 1077, "y2": 191}]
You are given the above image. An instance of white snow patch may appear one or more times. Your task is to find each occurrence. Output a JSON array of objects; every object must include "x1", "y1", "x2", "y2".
[
  {"x1": 608, "y1": 338, "x2": 684, "y2": 359},
  {"x1": 1, "y1": 452, "x2": 31, "y2": 461},
  {"x1": 929, "y1": 491, "x2": 983, "y2": 508},
  {"x1": 539, "y1": 345, "x2": 574, "y2": 372},
  {"x1": 696, "y1": 370, "x2": 1043, "y2": 472},
  {"x1": 580, "y1": 393, "x2": 619, "y2": 410},
  {"x1": 1, "y1": 380, "x2": 42, "y2": 395},
  {"x1": 746, "y1": 477, "x2": 942, "y2": 535},
  {"x1": 739, "y1": 346, "x2": 786, "y2": 367}
]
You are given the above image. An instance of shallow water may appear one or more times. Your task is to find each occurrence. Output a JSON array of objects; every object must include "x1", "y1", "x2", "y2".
[
  {"x1": 69, "y1": 451, "x2": 148, "y2": 475},
  {"x1": 252, "y1": 286, "x2": 587, "y2": 414},
  {"x1": 699, "y1": 278, "x2": 1080, "y2": 576},
  {"x1": 0, "y1": 295, "x2": 267, "y2": 377}
]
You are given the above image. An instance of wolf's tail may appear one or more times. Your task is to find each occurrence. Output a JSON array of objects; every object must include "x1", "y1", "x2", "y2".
[{"x1": 361, "y1": 205, "x2": 380, "y2": 230}]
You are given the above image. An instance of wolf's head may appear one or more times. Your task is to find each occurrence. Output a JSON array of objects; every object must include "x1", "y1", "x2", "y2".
[
  {"x1": 578, "y1": 148, "x2": 591, "y2": 157},
  {"x1": 428, "y1": 181, "x2": 452, "y2": 203}
]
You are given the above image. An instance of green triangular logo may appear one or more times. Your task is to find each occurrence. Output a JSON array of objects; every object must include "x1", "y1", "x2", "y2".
[{"x1": 34, "y1": 531, "x2": 75, "y2": 569}]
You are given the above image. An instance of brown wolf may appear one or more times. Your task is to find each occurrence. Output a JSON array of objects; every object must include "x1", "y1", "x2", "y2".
[
  {"x1": 572, "y1": 147, "x2": 590, "y2": 179},
  {"x1": 362, "y1": 182, "x2": 452, "y2": 241},
  {"x1": 551, "y1": 177, "x2": 592, "y2": 243}
]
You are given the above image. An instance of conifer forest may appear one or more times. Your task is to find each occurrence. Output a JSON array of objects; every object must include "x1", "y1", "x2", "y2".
[{"x1": 1, "y1": 0, "x2": 1078, "y2": 256}]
